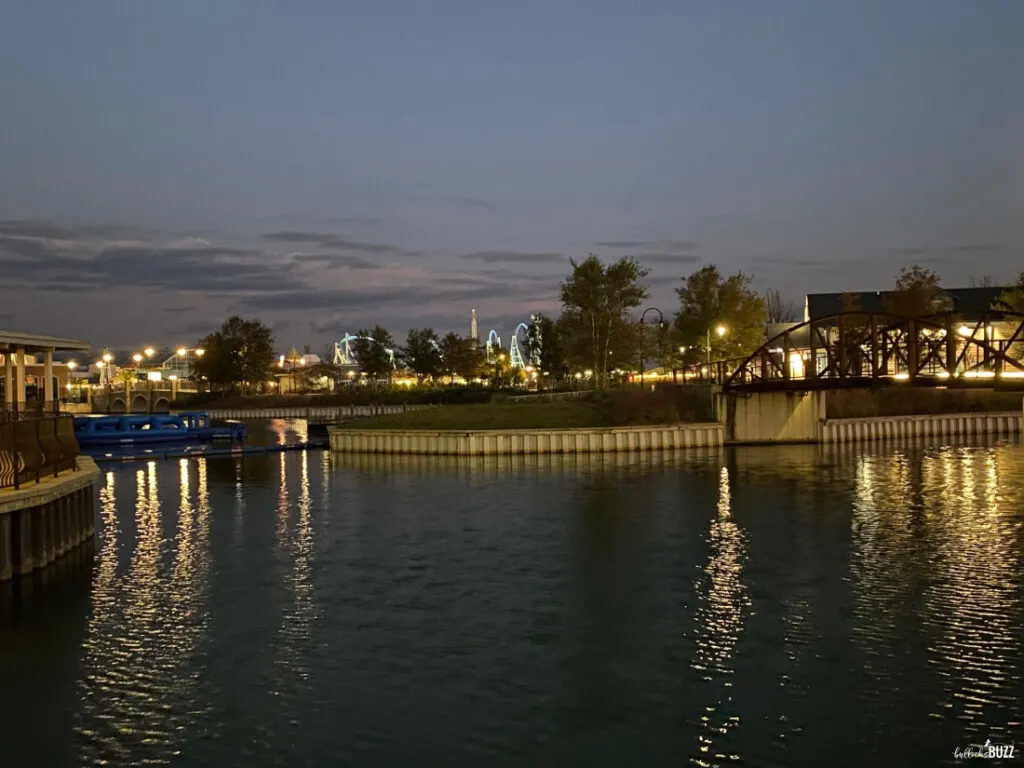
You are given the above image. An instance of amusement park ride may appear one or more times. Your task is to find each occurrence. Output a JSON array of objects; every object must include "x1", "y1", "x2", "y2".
[{"x1": 332, "y1": 314, "x2": 536, "y2": 370}]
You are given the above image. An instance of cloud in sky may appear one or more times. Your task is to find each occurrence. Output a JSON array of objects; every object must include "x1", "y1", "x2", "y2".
[
  {"x1": 636, "y1": 254, "x2": 702, "y2": 264},
  {"x1": 0, "y1": 220, "x2": 565, "y2": 346},
  {"x1": 263, "y1": 230, "x2": 418, "y2": 256},
  {"x1": 460, "y1": 250, "x2": 565, "y2": 264},
  {"x1": 596, "y1": 239, "x2": 699, "y2": 253},
  {"x1": 290, "y1": 253, "x2": 380, "y2": 270}
]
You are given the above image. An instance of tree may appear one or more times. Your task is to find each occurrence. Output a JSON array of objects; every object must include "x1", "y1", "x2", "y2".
[
  {"x1": 994, "y1": 273, "x2": 1024, "y2": 314},
  {"x1": 438, "y1": 332, "x2": 485, "y2": 382},
  {"x1": 193, "y1": 316, "x2": 275, "y2": 394},
  {"x1": 886, "y1": 264, "x2": 943, "y2": 317},
  {"x1": 559, "y1": 254, "x2": 649, "y2": 387},
  {"x1": 524, "y1": 313, "x2": 569, "y2": 385},
  {"x1": 403, "y1": 328, "x2": 443, "y2": 380},
  {"x1": 765, "y1": 288, "x2": 800, "y2": 323},
  {"x1": 673, "y1": 265, "x2": 766, "y2": 363},
  {"x1": 351, "y1": 326, "x2": 395, "y2": 384}
]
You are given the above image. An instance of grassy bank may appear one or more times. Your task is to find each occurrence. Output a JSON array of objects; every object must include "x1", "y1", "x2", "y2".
[
  {"x1": 827, "y1": 389, "x2": 1023, "y2": 419},
  {"x1": 346, "y1": 388, "x2": 715, "y2": 431}
]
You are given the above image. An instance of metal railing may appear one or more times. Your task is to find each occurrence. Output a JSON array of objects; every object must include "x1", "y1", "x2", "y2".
[{"x1": 0, "y1": 402, "x2": 80, "y2": 490}]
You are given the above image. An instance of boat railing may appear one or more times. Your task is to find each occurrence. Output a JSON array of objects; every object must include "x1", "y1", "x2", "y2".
[{"x1": 1, "y1": 403, "x2": 80, "y2": 490}]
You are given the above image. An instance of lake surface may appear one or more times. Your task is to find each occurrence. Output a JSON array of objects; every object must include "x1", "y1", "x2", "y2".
[{"x1": 2, "y1": 437, "x2": 1023, "y2": 766}]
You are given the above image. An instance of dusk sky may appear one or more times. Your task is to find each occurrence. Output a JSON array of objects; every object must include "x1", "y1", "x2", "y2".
[{"x1": 1, "y1": 1, "x2": 1022, "y2": 352}]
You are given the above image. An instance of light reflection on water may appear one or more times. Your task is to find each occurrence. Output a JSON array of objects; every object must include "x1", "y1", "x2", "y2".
[
  {"x1": 2, "y1": 438, "x2": 1019, "y2": 765},
  {"x1": 691, "y1": 465, "x2": 749, "y2": 767},
  {"x1": 74, "y1": 460, "x2": 213, "y2": 766}
]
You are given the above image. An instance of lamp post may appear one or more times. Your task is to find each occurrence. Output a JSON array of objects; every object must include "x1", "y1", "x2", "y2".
[
  {"x1": 706, "y1": 324, "x2": 727, "y2": 364},
  {"x1": 639, "y1": 307, "x2": 664, "y2": 387},
  {"x1": 705, "y1": 324, "x2": 727, "y2": 382}
]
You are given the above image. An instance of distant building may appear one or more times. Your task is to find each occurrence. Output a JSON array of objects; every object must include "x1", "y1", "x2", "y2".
[{"x1": 804, "y1": 286, "x2": 1006, "y2": 322}]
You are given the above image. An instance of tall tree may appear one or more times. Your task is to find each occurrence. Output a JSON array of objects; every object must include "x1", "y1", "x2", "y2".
[
  {"x1": 403, "y1": 328, "x2": 443, "y2": 380},
  {"x1": 559, "y1": 254, "x2": 649, "y2": 387},
  {"x1": 765, "y1": 288, "x2": 800, "y2": 323},
  {"x1": 193, "y1": 316, "x2": 275, "y2": 394},
  {"x1": 524, "y1": 313, "x2": 569, "y2": 385},
  {"x1": 885, "y1": 264, "x2": 943, "y2": 317},
  {"x1": 673, "y1": 265, "x2": 766, "y2": 362},
  {"x1": 994, "y1": 272, "x2": 1024, "y2": 314},
  {"x1": 438, "y1": 332, "x2": 485, "y2": 382},
  {"x1": 351, "y1": 326, "x2": 395, "y2": 384}
]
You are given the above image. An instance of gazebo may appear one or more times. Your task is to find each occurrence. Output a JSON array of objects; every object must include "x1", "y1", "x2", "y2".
[{"x1": 1, "y1": 330, "x2": 91, "y2": 413}]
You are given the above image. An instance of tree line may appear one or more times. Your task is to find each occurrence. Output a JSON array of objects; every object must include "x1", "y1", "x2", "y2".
[{"x1": 190, "y1": 263, "x2": 1024, "y2": 392}]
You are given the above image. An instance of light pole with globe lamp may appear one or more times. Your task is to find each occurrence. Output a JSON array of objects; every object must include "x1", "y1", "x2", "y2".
[
  {"x1": 639, "y1": 307, "x2": 665, "y2": 387},
  {"x1": 706, "y1": 324, "x2": 727, "y2": 381}
]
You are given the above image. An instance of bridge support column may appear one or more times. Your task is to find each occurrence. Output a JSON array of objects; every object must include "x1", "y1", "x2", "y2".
[{"x1": 716, "y1": 390, "x2": 825, "y2": 444}]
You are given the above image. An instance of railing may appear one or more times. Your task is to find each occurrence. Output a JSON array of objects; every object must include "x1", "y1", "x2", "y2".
[
  {"x1": 0, "y1": 402, "x2": 80, "y2": 490},
  {"x1": 675, "y1": 357, "x2": 747, "y2": 385}
]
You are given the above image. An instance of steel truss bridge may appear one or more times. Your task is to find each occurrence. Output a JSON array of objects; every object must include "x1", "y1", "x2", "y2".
[{"x1": 682, "y1": 311, "x2": 1024, "y2": 392}]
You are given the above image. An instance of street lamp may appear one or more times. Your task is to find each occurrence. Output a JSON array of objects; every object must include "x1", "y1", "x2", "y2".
[
  {"x1": 144, "y1": 347, "x2": 155, "y2": 359},
  {"x1": 177, "y1": 347, "x2": 187, "y2": 357},
  {"x1": 639, "y1": 307, "x2": 664, "y2": 386},
  {"x1": 706, "y1": 324, "x2": 727, "y2": 365},
  {"x1": 133, "y1": 353, "x2": 143, "y2": 365}
]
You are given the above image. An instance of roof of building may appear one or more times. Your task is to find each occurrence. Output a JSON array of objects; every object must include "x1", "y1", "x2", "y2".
[
  {"x1": 805, "y1": 286, "x2": 1006, "y2": 320},
  {"x1": 0, "y1": 330, "x2": 91, "y2": 352}
]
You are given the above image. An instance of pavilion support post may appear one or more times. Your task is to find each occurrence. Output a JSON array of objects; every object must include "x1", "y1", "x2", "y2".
[
  {"x1": 44, "y1": 348, "x2": 54, "y2": 411},
  {"x1": 14, "y1": 346, "x2": 26, "y2": 406},
  {"x1": 3, "y1": 350, "x2": 12, "y2": 405}
]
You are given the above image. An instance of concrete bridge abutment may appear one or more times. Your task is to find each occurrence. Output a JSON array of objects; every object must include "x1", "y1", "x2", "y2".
[{"x1": 715, "y1": 388, "x2": 825, "y2": 444}]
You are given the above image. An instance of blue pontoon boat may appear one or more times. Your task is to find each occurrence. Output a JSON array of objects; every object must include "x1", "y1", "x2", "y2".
[{"x1": 73, "y1": 412, "x2": 246, "y2": 447}]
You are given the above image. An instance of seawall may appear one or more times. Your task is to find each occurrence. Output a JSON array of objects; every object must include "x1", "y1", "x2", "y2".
[
  {"x1": 329, "y1": 423, "x2": 724, "y2": 455},
  {"x1": 0, "y1": 456, "x2": 100, "y2": 581},
  {"x1": 821, "y1": 410, "x2": 1022, "y2": 443}
]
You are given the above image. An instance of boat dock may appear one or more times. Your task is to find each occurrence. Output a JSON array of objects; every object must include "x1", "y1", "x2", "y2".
[{"x1": 88, "y1": 440, "x2": 328, "y2": 464}]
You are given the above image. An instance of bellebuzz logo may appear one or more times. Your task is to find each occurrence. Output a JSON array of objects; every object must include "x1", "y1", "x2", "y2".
[{"x1": 953, "y1": 740, "x2": 1016, "y2": 760}]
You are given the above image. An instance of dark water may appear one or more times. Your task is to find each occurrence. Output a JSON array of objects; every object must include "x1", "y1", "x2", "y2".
[{"x1": 2, "y1": 438, "x2": 1023, "y2": 766}]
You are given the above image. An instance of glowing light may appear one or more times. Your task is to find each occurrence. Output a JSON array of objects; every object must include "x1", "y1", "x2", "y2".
[
  {"x1": 788, "y1": 352, "x2": 804, "y2": 378},
  {"x1": 958, "y1": 326, "x2": 972, "y2": 337},
  {"x1": 893, "y1": 373, "x2": 910, "y2": 381},
  {"x1": 195, "y1": 348, "x2": 205, "y2": 357},
  {"x1": 133, "y1": 353, "x2": 143, "y2": 363},
  {"x1": 936, "y1": 371, "x2": 950, "y2": 379},
  {"x1": 177, "y1": 348, "x2": 187, "y2": 357},
  {"x1": 67, "y1": 361, "x2": 77, "y2": 370},
  {"x1": 169, "y1": 374, "x2": 178, "y2": 381},
  {"x1": 144, "y1": 347, "x2": 155, "y2": 358},
  {"x1": 96, "y1": 360, "x2": 105, "y2": 369},
  {"x1": 716, "y1": 325, "x2": 727, "y2": 337},
  {"x1": 961, "y1": 371, "x2": 996, "y2": 379},
  {"x1": 102, "y1": 353, "x2": 113, "y2": 363},
  {"x1": 584, "y1": 369, "x2": 593, "y2": 377},
  {"x1": 147, "y1": 371, "x2": 162, "y2": 382},
  {"x1": 1000, "y1": 371, "x2": 1024, "y2": 379}
]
